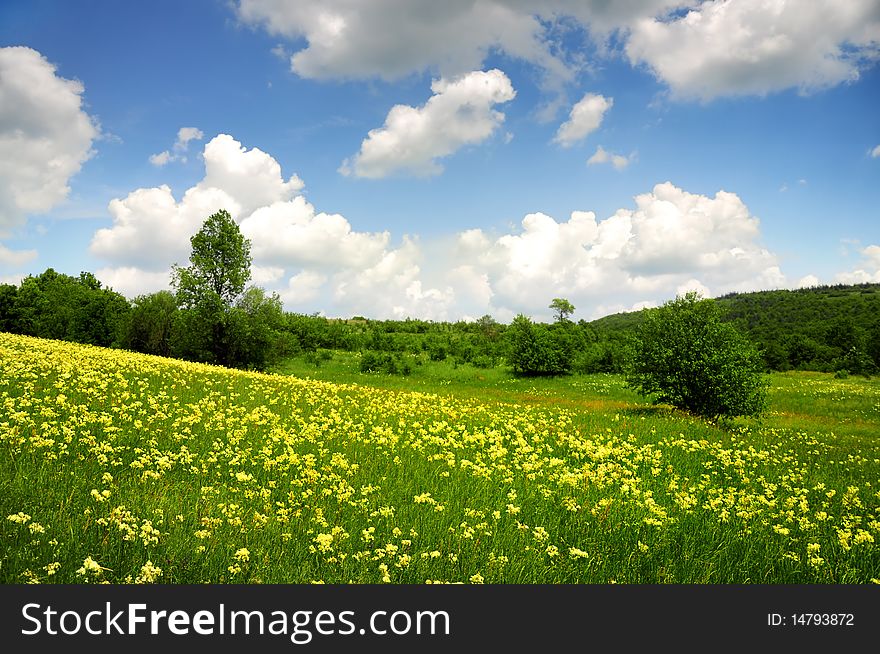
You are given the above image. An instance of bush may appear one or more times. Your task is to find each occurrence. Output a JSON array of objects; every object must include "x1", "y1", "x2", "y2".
[
  {"x1": 359, "y1": 350, "x2": 412, "y2": 376},
  {"x1": 626, "y1": 292, "x2": 767, "y2": 419},
  {"x1": 507, "y1": 314, "x2": 573, "y2": 376}
]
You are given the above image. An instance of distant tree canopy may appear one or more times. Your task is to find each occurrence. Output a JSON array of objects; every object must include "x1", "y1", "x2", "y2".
[
  {"x1": 626, "y1": 292, "x2": 767, "y2": 420},
  {"x1": 550, "y1": 298, "x2": 575, "y2": 323},
  {"x1": 0, "y1": 269, "x2": 128, "y2": 347},
  {"x1": 1, "y1": 256, "x2": 878, "y2": 382},
  {"x1": 591, "y1": 283, "x2": 880, "y2": 374}
]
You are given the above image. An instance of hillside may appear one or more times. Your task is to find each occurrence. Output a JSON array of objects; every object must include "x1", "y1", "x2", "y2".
[{"x1": 589, "y1": 283, "x2": 880, "y2": 372}]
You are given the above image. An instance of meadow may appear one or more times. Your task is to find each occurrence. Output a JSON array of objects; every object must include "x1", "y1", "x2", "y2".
[{"x1": 1, "y1": 333, "x2": 878, "y2": 584}]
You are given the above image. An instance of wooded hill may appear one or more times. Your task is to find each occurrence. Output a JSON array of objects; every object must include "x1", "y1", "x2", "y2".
[{"x1": 590, "y1": 283, "x2": 880, "y2": 374}]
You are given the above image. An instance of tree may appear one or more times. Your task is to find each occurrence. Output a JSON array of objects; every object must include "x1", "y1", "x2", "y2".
[
  {"x1": 171, "y1": 210, "x2": 252, "y2": 366},
  {"x1": 224, "y1": 287, "x2": 285, "y2": 370},
  {"x1": 507, "y1": 314, "x2": 573, "y2": 376},
  {"x1": 550, "y1": 298, "x2": 575, "y2": 323},
  {"x1": 626, "y1": 292, "x2": 767, "y2": 419},
  {"x1": 121, "y1": 291, "x2": 178, "y2": 357},
  {"x1": 173, "y1": 209, "x2": 252, "y2": 308}
]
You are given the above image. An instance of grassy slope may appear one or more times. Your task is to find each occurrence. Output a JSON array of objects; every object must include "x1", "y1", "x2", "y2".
[{"x1": 2, "y1": 335, "x2": 878, "y2": 584}]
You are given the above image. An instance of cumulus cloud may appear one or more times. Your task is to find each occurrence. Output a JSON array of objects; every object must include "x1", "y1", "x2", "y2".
[
  {"x1": 92, "y1": 134, "x2": 303, "y2": 271},
  {"x1": 94, "y1": 266, "x2": 172, "y2": 299},
  {"x1": 554, "y1": 93, "x2": 612, "y2": 147},
  {"x1": 871, "y1": 145, "x2": 880, "y2": 158},
  {"x1": 237, "y1": 0, "x2": 583, "y2": 85},
  {"x1": 0, "y1": 46, "x2": 99, "y2": 233},
  {"x1": 340, "y1": 69, "x2": 515, "y2": 178},
  {"x1": 587, "y1": 145, "x2": 634, "y2": 170},
  {"x1": 453, "y1": 182, "x2": 785, "y2": 318},
  {"x1": 835, "y1": 245, "x2": 880, "y2": 283},
  {"x1": 148, "y1": 151, "x2": 173, "y2": 167},
  {"x1": 92, "y1": 133, "x2": 453, "y2": 317},
  {"x1": 239, "y1": 1, "x2": 879, "y2": 101},
  {"x1": 240, "y1": 196, "x2": 389, "y2": 268},
  {"x1": 95, "y1": 133, "x2": 794, "y2": 321},
  {"x1": 149, "y1": 126, "x2": 205, "y2": 166},
  {"x1": 626, "y1": 0, "x2": 880, "y2": 100},
  {"x1": 796, "y1": 274, "x2": 820, "y2": 288}
]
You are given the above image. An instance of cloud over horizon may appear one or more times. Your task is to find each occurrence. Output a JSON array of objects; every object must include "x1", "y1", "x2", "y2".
[{"x1": 90, "y1": 134, "x2": 793, "y2": 321}]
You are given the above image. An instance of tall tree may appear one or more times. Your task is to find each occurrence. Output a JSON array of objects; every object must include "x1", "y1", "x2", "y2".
[
  {"x1": 549, "y1": 298, "x2": 575, "y2": 323},
  {"x1": 173, "y1": 209, "x2": 252, "y2": 309},
  {"x1": 171, "y1": 210, "x2": 252, "y2": 366}
]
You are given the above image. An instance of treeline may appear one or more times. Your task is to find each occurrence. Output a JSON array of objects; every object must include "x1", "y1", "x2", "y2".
[
  {"x1": 590, "y1": 283, "x2": 880, "y2": 375},
  {"x1": 0, "y1": 269, "x2": 630, "y2": 375},
  {"x1": 2, "y1": 266, "x2": 878, "y2": 377},
  {"x1": 0, "y1": 269, "x2": 285, "y2": 371}
]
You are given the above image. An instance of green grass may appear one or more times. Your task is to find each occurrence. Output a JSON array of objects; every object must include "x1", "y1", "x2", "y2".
[{"x1": 2, "y1": 335, "x2": 878, "y2": 584}]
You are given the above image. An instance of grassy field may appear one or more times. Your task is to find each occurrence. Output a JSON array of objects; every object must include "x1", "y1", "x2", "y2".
[{"x1": 1, "y1": 334, "x2": 878, "y2": 584}]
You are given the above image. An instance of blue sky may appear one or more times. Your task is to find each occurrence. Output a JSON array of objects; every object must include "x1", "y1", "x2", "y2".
[{"x1": 1, "y1": 0, "x2": 878, "y2": 321}]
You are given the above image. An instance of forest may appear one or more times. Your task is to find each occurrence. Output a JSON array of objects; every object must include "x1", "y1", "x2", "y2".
[{"x1": 1, "y1": 267, "x2": 878, "y2": 378}]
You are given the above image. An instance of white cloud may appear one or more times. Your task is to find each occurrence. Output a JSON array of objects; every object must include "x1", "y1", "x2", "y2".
[
  {"x1": 238, "y1": 1, "x2": 878, "y2": 101},
  {"x1": 0, "y1": 242, "x2": 37, "y2": 268},
  {"x1": 0, "y1": 46, "x2": 99, "y2": 233},
  {"x1": 91, "y1": 133, "x2": 449, "y2": 317},
  {"x1": 149, "y1": 151, "x2": 173, "y2": 167},
  {"x1": 94, "y1": 267, "x2": 172, "y2": 298},
  {"x1": 587, "y1": 145, "x2": 634, "y2": 170},
  {"x1": 0, "y1": 273, "x2": 26, "y2": 286},
  {"x1": 341, "y1": 70, "x2": 515, "y2": 178},
  {"x1": 95, "y1": 134, "x2": 801, "y2": 321},
  {"x1": 250, "y1": 265, "x2": 285, "y2": 286},
  {"x1": 239, "y1": 197, "x2": 389, "y2": 269},
  {"x1": 175, "y1": 127, "x2": 204, "y2": 151},
  {"x1": 676, "y1": 278, "x2": 711, "y2": 298},
  {"x1": 93, "y1": 134, "x2": 303, "y2": 271},
  {"x1": 237, "y1": 0, "x2": 580, "y2": 86},
  {"x1": 626, "y1": 0, "x2": 880, "y2": 100},
  {"x1": 149, "y1": 126, "x2": 205, "y2": 166},
  {"x1": 836, "y1": 245, "x2": 880, "y2": 283},
  {"x1": 554, "y1": 93, "x2": 612, "y2": 147},
  {"x1": 455, "y1": 182, "x2": 785, "y2": 318},
  {"x1": 796, "y1": 274, "x2": 820, "y2": 288},
  {"x1": 871, "y1": 144, "x2": 880, "y2": 158},
  {"x1": 280, "y1": 270, "x2": 327, "y2": 306}
]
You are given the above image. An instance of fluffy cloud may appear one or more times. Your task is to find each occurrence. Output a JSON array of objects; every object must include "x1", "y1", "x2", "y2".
[
  {"x1": 94, "y1": 267, "x2": 172, "y2": 299},
  {"x1": 0, "y1": 46, "x2": 99, "y2": 233},
  {"x1": 92, "y1": 133, "x2": 452, "y2": 317},
  {"x1": 457, "y1": 182, "x2": 785, "y2": 317},
  {"x1": 626, "y1": 0, "x2": 880, "y2": 100},
  {"x1": 796, "y1": 274, "x2": 821, "y2": 288},
  {"x1": 587, "y1": 145, "x2": 634, "y2": 170},
  {"x1": 240, "y1": 197, "x2": 389, "y2": 269},
  {"x1": 94, "y1": 134, "x2": 791, "y2": 321},
  {"x1": 341, "y1": 70, "x2": 515, "y2": 178},
  {"x1": 835, "y1": 245, "x2": 880, "y2": 283},
  {"x1": 92, "y1": 134, "x2": 303, "y2": 271},
  {"x1": 239, "y1": 1, "x2": 879, "y2": 101},
  {"x1": 238, "y1": 0, "x2": 578, "y2": 84},
  {"x1": 871, "y1": 145, "x2": 880, "y2": 158},
  {"x1": 149, "y1": 127, "x2": 205, "y2": 166},
  {"x1": 554, "y1": 93, "x2": 612, "y2": 147}
]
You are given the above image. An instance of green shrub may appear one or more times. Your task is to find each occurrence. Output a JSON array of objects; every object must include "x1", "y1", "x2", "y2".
[{"x1": 626, "y1": 292, "x2": 767, "y2": 419}]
